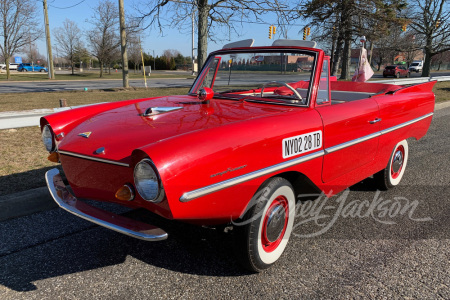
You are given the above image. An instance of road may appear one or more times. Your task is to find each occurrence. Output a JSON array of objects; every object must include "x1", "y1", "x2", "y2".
[
  {"x1": 0, "y1": 107, "x2": 449, "y2": 299},
  {"x1": 0, "y1": 78, "x2": 195, "y2": 93},
  {"x1": 372, "y1": 70, "x2": 450, "y2": 79},
  {"x1": 0, "y1": 71, "x2": 449, "y2": 94}
]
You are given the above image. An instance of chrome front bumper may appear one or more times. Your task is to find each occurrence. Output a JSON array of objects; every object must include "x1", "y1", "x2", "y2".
[{"x1": 45, "y1": 168, "x2": 168, "y2": 241}]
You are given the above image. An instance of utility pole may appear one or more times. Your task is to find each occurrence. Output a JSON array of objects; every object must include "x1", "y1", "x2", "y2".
[
  {"x1": 43, "y1": 0, "x2": 55, "y2": 79},
  {"x1": 153, "y1": 50, "x2": 155, "y2": 71},
  {"x1": 118, "y1": 0, "x2": 129, "y2": 88},
  {"x1": 191, "y1": 8, "x2": 196, "y2": 75}
]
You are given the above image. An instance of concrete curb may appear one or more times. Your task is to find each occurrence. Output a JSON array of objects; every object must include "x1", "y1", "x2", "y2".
[
  {"x1": 0, "y1": 187, "x2": 57, "y2": 221},
  {"x1": 1, "y1": 101, "x2": 449, "y2": 222},
  {"x1": 435, "y1": 101, "x2": 450, "y2": 110}
]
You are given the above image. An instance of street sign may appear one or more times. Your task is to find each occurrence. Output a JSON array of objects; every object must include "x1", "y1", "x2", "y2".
[{"x1": 14, "y1": 57, "x2": 22, "y2": 63}]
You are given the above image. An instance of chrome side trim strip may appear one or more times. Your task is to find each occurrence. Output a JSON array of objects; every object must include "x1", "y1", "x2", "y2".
[
  {"x1": 325, "y1": 132, "x2": 381, "y2": 154},
  {"x1": 325, "y1": 112, "x2": 433, "y2": 154},
  {"x1": 179, "y1": 112, "x2": 433, "y2": 202},
  {"x1": 380, "y1": 112, "x2": 434, "y2": 135},
  {"x1": 45, "y1": 168, "x2": 167, "y2": 241},
  {"x1": 179, "y1": 150, "x2": 325, "y2": 202},
  {"x1": 59, "y1": 150, "x2": 129, "y2": 167}
]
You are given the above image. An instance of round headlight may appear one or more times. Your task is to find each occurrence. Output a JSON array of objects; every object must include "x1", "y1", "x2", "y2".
[
  {"x1": 42, "y1": 125, "x2": 56, "y2": 152},
  {"x1": 134, "y1": 159, "x2": 163, "y2": 202}
]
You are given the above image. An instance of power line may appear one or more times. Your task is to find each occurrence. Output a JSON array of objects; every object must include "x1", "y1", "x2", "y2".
[
  {"x1": 228, "y1": 19, "x2": 307, "y2": 27},
  {"x1": 49, "y1": 0, "x2": 86, "y2": 10}
]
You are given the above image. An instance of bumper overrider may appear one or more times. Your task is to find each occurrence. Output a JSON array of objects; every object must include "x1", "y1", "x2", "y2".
[{"x1": 45, "y1": 168, "x2": 168, "y2": 241}]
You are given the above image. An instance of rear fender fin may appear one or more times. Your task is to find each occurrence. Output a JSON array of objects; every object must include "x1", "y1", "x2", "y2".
[{"x1": 391, "y1": 81, "x2": 437, "y2": 95}]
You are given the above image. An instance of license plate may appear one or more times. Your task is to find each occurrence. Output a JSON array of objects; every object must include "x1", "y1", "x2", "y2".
[{"x1": 282, "y1": 130, "x2": 322, "y2": 159}]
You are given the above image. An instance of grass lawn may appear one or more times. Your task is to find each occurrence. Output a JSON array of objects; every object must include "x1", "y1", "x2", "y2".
[
  {"x1": 0, "y1": 87, "x2": 189, "y2": 112},
  {"x1": 0, "y1": 127, "x2": 57, "y2": 196},
  {"x1": 433, "y1": 81, "x2": 450, "y2": 103}
]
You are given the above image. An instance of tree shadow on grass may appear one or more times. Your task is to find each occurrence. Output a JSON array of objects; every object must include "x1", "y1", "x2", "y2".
[{"x1": 0, "y1": 166, "x2": 64, "y2": 197}]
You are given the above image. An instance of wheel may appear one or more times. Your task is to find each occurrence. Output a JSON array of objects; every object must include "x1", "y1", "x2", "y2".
[
  {"x1": 233, "y1": 177, "x2": 295, "y2": 272},
  {"x1": 383, "y1": 74, "x2": 387, "y2": 78},
  {"x1": 406, "y1": 72, "x2": 410, "y2": 78},
  {"x1": 23, "y1": 69, "x2": 27, "y2": 72},
  {"x1": 396, "y1": 72, "x2": 400, "y2": 78},
  {"x1": 40, "y1": 69, "x2": 45, "y2": 72},
  {"x1": 374, "y1": 140, "x2": 408, "y2": 190}
]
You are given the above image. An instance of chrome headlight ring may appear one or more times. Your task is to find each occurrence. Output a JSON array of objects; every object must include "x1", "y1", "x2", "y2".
[
  {"x1": 133, "y1": 158, "x2": 164, "y2": 203},
  {"x1": 42, "y1": 125, "x2": 56, "y2": 152}
]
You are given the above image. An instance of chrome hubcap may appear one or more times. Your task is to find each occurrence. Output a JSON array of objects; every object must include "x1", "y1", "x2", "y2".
[
  {"x1": 265, "y1": 205, "x2": 286, "y2": 243},
  {"x1": 392, "y1": 150, "x2": 403, "y2": 173}
]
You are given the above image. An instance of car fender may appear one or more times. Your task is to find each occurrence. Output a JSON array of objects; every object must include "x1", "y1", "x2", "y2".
[{"x1": 134, "y1": 108, "x2": 325, "y2": 222}]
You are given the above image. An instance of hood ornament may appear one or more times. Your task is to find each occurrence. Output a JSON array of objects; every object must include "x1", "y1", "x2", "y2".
[
  {"x1": 94, "y1": 147, "x2": 105, "y2": 155},
  {"x1": 143, "y1": 107, "x2": 182, "y2": 117},
  {"x1": 78, "y1": 132, "x2": 92, "y2": 138}
]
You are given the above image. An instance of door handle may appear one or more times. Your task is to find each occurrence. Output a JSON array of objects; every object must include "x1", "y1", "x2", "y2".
[{"x1": 369, "y1": 118, "x2": 382, "y2": 124}]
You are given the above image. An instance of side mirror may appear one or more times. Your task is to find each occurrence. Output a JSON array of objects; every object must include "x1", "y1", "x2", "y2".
[{"x1": 197, "y1": 87, "x2": 214, "y2": 103}]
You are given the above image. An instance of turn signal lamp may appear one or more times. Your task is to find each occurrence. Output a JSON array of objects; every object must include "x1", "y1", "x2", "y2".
[
  {"x1": 47, "y1": 152, "x2": 60, "y2": 163},
  {"x1": 115, "y1": 184, "x2": 135, "y2": 201}
]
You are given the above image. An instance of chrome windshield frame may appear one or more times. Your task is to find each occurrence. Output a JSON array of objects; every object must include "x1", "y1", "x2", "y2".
[{"x1": 189, "y1": 47, "x2": 319, "y2": 108}]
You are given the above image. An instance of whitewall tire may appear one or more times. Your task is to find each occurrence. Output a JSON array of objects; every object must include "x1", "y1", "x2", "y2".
[
  {"x1": 375, "y1": 139, "x2": 409, "y2": 190},
  {"x1": 234, "y1": 177, "x2": 295, "y2": 272}
]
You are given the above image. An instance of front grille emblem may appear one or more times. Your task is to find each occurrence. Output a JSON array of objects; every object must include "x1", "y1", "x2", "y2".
[{"x1": 78, "y1": 132, "x2": 92, "y2": 138}]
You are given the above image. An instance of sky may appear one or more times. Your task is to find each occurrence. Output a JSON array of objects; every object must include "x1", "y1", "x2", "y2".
[{"x1": 34, "y1": 0, "x2": 309, "y2": 59}]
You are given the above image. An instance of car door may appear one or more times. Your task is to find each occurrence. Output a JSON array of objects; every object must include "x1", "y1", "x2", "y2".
[{"x1": 316, "y1": 98, "x2": 380, "y2": 183}]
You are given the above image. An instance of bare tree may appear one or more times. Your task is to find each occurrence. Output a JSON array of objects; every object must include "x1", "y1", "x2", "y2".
[
  {"x1": 128, "y1": 37, "x2": 142, "y2": 73},
  {"x1": 126, "y1": 20, "x2": 144, "y2": 73},
  {"x1": 54, "y1": 19, "x2": 83, "y2": 75},
  {"x1": 299, "y1": 0, "x2": 406, "y2": 79},
  {"x1": 395, "y1": 33, "x2": 422, "y2": 66},
  {"x1": 0, "y1": 0, "x2": 41, "y2": 79},
  {"x1": 163, "y1": 49, "x2": 181, "y2": 60},
  {"x1": 430, "y1": 50, "x2": 450, "y2": 70},
  {"x1": 137, "y1": 0, "x2": 293, "y2": 69},
  {"x1": 372, "y1": 32, "x2": 401, "y2": 71},
  {"x1": 407, "y1": 0, "x2": 450, "y2": 77},
  {"x1": 24, "y1": 42, "x2": 47, "y2": 65},
  {"x1": 87, "y1": 0, "x2": 120, "y2": 77}
]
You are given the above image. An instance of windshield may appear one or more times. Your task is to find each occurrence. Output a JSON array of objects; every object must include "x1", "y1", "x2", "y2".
[
  {"x1": 410, "y1": 63, "x2": 419, "y2": 66},
  {"x1": 190, "y1": 49, "x2": 317, "y2": 106}
]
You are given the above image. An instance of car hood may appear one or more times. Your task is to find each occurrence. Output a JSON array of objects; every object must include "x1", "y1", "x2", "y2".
[{"x1": 57, "y1": 95, "x2": 293, "y2": 162}]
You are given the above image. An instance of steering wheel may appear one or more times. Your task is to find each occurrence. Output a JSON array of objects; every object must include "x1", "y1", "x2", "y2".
[{"x1": 260, "y1": 81, "x2": 302, "y2": 101}]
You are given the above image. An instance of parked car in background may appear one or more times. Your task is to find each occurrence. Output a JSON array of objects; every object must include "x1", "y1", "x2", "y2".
[
  {"x1": 383, "y1": 65, "x2": 410, "y2": 78},
  {"x1": 2, "y1": 63, "x2": 19, "y2": 70},
  {"x1": 18, "y1": 63, "x2": 48, "y2": 72},
  {"x1": 409, "y1": 60, "x2": 423, "y2": 73}
]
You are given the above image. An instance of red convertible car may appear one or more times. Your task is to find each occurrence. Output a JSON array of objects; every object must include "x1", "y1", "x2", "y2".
[
  {"x1": 383, "y1": 65, "x2": 410, "y2": 78},
  {"x1": 42, "y1": 39, "x2": 435, "y2": 272}
]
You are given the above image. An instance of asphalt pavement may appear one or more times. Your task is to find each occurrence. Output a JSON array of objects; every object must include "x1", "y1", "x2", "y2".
[
  {"x1": 0, "y1": 106, "x2": 449, "y2": 299},
  {"x1": 0, "y1": 78, "x2": 194, "y2": 93}
]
